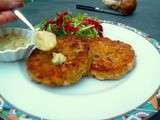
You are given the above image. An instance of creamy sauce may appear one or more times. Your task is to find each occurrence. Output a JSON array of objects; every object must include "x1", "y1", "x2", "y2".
[
  {"x1": 35, "y1": 31, "x2": 66, "y2": 64},
  {"x1": 0, "y1": 33, "x2": 29, "y2": 51},
  {"x1": 52, "y1": 52, "x2": 66, "y2": 65},
  {"x1": 35, "y1": 31, "x2": 57, "y2": 51}
]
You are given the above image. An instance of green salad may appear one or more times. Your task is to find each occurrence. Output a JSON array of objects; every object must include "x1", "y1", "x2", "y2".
[{"x1": 37, "y1": 11, "x2": 103, "y2": 38}]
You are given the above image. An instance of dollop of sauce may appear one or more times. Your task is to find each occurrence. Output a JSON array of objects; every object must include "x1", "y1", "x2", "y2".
[
  {"x1": 35, "y1": 31, "x2": 57, "y2": 51},
  {"x1": 52, "y1": 52, "x2": 66, "y2": 65},
  {"x1": 0, "y1": 33, "x2": 29, "y2": 51}
]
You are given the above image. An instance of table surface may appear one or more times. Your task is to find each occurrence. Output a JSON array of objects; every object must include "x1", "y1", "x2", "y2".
[
  {"x1": 7, "y1": 0, "x2": 160, "y2": 41},
  {"x1": 2, "y1": 0, "x2": 160, "y2": 120}
]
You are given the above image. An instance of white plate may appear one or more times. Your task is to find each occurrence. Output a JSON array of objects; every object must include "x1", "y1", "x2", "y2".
[{"x1": 0, "y1": 23, "x2": 160, "y2": 120}]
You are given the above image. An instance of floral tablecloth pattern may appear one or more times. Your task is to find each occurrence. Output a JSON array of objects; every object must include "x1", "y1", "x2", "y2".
[
  {"x1": 0, "y1": 15, "x2": 160, "y2": 120},
  {"x1": 0, "y1": 93, "x2": 160, "y2": 120}
]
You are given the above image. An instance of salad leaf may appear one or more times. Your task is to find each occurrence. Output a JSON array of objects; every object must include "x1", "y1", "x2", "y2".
[{"x1": 37, "y1": 11, "x2": 103, "y2": 38}]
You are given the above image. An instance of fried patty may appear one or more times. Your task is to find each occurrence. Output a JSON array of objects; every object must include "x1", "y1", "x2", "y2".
[
  {"x1": 27, "y1": 35, "x2": 136, "y2": 87},
  {"x1": 88, "y1": 37, "x2": 136, "y2": 80},
  {"x1": 26, "y1": 36, "x2": 92, "y2": 86}
]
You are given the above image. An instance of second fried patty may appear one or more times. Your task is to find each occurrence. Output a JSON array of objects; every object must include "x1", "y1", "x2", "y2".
[{"x1": 88, "y1": 37, "x2": 136, "y2": 80}]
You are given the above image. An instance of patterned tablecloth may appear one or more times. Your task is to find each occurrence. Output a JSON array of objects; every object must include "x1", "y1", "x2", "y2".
[{"x1": 0, "y1": 21, "x2": 160, "y2": 120}]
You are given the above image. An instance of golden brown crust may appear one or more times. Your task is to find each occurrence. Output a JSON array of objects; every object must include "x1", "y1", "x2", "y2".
[
  {"x1": 26, "y1": 36, "x2": 92, "y2": 86},
  {"x1": 88, "y1": 37, "x2": 136, "y2": 80},
  {"x1": 26, "y1": 35, "x2": 136, "y2": 87}
]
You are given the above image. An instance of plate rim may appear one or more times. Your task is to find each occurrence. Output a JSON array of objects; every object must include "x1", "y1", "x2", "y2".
[{"x1": 0, "y1": 21, "x2": 160, "y2": 120}]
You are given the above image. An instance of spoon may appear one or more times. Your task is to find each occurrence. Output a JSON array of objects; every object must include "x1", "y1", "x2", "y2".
[
  {"x1": 13, "y1": 9, "x2": 35, "y2": 31},
  {"x1": 13, "y1": 9, "x2": 57, "y2": 51}
]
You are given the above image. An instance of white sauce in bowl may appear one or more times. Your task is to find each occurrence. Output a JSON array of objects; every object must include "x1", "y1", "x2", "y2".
[{"x1": 0, "y1": 33, "x2": 29, "y2": 51}]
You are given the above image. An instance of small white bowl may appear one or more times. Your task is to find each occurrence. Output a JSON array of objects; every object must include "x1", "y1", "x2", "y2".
[{"x1": 0, "y1": 28, "x2": 35, "y2": 62}]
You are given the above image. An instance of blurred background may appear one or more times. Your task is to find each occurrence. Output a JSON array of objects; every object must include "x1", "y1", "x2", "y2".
[{"x1": 5, "y1": 0, "x2": 160, "y2": 41}]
